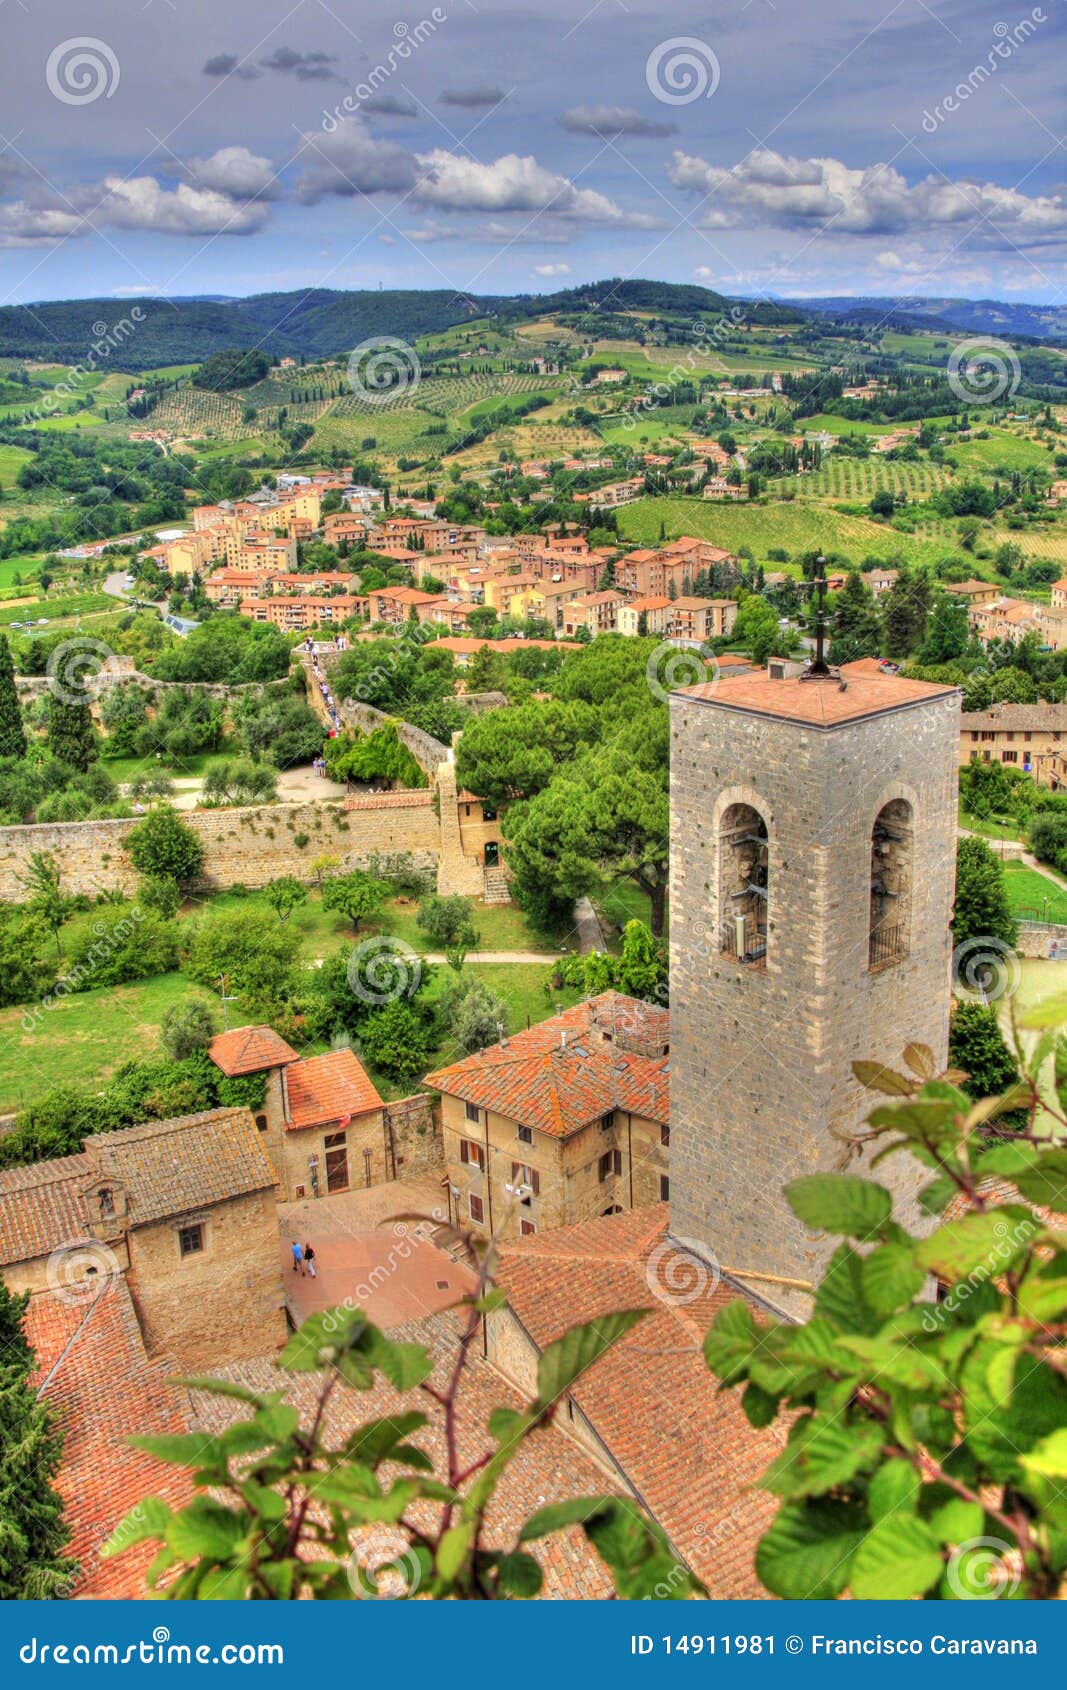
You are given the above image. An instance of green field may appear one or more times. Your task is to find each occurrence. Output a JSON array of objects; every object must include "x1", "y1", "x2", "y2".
[
  {"x1": 1003, "y1": 861, "x2": 1067, "y2": 924},
  {"x1": 616, "y1": 494, "x2": 950, "y2": 567}
]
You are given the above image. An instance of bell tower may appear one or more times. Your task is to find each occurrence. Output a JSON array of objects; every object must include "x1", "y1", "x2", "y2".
[{"x1": 667, "y1": 652, "x2": 960, "y2": 1316}]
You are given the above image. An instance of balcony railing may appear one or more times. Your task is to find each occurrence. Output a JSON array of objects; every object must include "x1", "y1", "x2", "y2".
[
  {"x1": 721, "y1": 916, "x2": 767, "y2": 970},
  {"x1": 868, "y1": 922, "x2": 908, "y2": 971}
]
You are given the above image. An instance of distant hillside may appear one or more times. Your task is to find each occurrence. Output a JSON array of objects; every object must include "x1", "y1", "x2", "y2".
[
  {"x1": 793, "y1": 293, "x2": 1067, "y2": 342},
  {"x1": 0, "y1": 279, "x2": 800, "y2": 369}
]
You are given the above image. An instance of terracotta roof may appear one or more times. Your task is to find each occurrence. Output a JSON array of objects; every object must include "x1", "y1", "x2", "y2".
[
  {"x1": 344, "y1": 790, "x2": 433, "y2": 810},
  {"x1": 26, "y1": 1278, "x2": 194, "y2": 1597},
  {"x1": 497, "y1": 1206, "x2": 783, "y2": 1597},
  {"x1": 425, "y1": 993, "x2": 669, "y2": 1138},
  {"x1": 95, "y1": 1108, "x2": 278, "y2": 1225},
  {"x1": 961, "y1": 702, "x2": 1067, "y2": 732},
  {"x1": 676, "y1": 668, "x2": 959, "y2": 727},
  {"x1": 0, "y1": 1153, "x2": 94, "y2": 1267},
  {"x1": 628, "y1": 595, "x2": 673, "y2": 610},
  {"x1": 286, "y1": 1050, "x2": 384, "y2": 1131},
  {"x1": 209, "y1": 1024, "x2": 299, "y2": 1076}
]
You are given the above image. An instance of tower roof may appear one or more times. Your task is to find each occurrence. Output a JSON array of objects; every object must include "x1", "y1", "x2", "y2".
[{"x1": 675, "y1": 668, "x2": 959, "y2": 728}]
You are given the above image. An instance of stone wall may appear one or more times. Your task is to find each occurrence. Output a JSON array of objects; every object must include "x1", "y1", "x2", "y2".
[
  {"x1": 1017, "y1": 920, "x2": 1067, "y2": 960},
  {"x1": 386, "y1": 1092, "x2": 442, "y2": 1182},
  {"x1": 0, "y1": 797, "x2": 444, "y2": 902}
]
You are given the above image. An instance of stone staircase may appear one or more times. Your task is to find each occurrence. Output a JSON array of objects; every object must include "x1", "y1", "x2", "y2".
[{"x1": 482, "y1": 866, "x2": 511, "y2": 905}]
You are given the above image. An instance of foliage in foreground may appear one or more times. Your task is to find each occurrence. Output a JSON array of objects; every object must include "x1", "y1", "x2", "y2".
[
  {"x1": 0, "y1": 1279, "x2": 75, "y2": 1598},
  {"x1": 706, "y1": 995, "x2": 1067, "y2": 1600},
  {"x1": 103, "y1": 1249, "x2": 700, "y2": 1600}
]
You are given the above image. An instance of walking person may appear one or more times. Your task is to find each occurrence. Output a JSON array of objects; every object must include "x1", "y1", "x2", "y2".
[
  {"x1": 303, "y1": 1242, "x2": 316, "y2": 1279},
  {"x1": 290, "y1": 1239, "x2": 304, "y2": 1275}
]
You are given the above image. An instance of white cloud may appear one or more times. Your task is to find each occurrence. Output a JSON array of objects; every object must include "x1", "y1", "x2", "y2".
[
  {"x1": 534, "y1": 262, "x2": 571, "y2": 276},
  {"x1": 294, "y1": 120, "x2": 417, "y2": 202},
  {"x1": 0, "y1": 202, "x2": 86, "y2": 247},
  {"x1": 98, "y1": 175, "x2": 271, "y2": 235},
  {"x1": 415, "y1": 150, "x2": 655, "y2": 226},
  {"x1": 666, "y1": 147, "x2": 1067, "y2": 252},
  {"x1": 184, "y1": 146, "x2": 280, "y2": 201}
]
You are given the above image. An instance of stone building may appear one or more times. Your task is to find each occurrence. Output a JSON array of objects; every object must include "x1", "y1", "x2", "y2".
[
  {"x1": 667, "y1": 663, "x2": 960, "y2": 1313},
  {"x1": 0, "y1": 1108, "x2": 287, "y2": 1368},
  {"x1": 207, "y1": 1025, "x2": 441, "y2": 1201},
  {"x1": 960, "y1": 701, "x2": 1067, "y2": 783},
  {"x1": 425, "y1": 993, "x2": 669, "y2": 1243}
]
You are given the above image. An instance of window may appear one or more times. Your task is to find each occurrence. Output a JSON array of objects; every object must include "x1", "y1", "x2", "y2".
[
  {"x1": 660, "y1": 1124, "x2": 670, "y2": 1148},
  {"x1": 511, "y1": 1162, "x2": 540, "y2": 1198},
  {"x1": 459, "y1": 1139, "x2": 485, "y2": 1170},
  {"x1": 178, "y1": 1223, "x2": 204, "y2": 1258},
  {"x1": 599, "y1": 1149, "x2": 622, "y2": 1181},
  {"x1": 659, "y1": 1175, "x2": 670, "y2": 1202},
  {"x1": 600, "y1": 1112, "x2": 615, "y2": 1132},
  {"x1": 868, "y1": 798, "x2": 912, "y2": 971},
  {"x1": 520, "y1": 1218, "x2": 537, "y2": 1236},
  {"x1": 482, "y1": 806, "x2": 497, "y2": 822},
  {"x1": 464, "y1": 1101, "x2": 480, "y2": 1124},
  {"x1": 719, "y1": 803, "x2": 768, "y2": 968},
  {"x1": 254, "y1": 1112, "x2": 268, "y2": 1133},
  {"x1": 1003, "y1": 751, "x2": 1018, "y2": 763},
  {"x1": 98, "y1": 1186, "x2": 115, "y2": 1219},
  {"x1": 469, "y1": 1194, "x2": 484, "y2": 1224}
]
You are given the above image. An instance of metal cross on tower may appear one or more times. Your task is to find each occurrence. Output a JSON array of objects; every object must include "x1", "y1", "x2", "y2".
[{"x1": 801, "y1": 553, "x2": 841, "y2": 683}]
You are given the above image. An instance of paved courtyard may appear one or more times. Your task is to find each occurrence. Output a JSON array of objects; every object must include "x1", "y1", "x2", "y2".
[{"x1": 278, "y1": 1178, "x2": 475, "y2": 1329}]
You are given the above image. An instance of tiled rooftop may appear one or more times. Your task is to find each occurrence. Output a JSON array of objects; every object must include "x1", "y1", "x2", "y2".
[
  {"x1": 95, "y1": 1108, "x2": 278, "y2": 1225},
  {"x1": 209, "y1": 1024, "x2": 299, "y2": 1076},
  {"x1": 0, "y1": 1152, "x2": 94, "y2": 1267},
  {"x1": 677, "y1": 668, "x2": 959, "y2": 727},
  {"x1": 285, "y1": 1049, "x2": 384, "y2": 1131}
]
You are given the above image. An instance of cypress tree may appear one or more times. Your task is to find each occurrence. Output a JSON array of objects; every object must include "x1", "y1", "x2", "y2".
[
  {"x1": 47, "y1": 697, "x2": 97, "y2": 773},
  {"x1": 0, "y1": 1279, "x2": 76, "y2": 1598},
  {"x1": 0, "y1": 633, "x2": 25, "y2": 759}
]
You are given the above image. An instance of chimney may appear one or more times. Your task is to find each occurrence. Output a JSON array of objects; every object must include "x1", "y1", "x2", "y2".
[{"x1": 560, "y1": 1030, "x2": 567, "y2": 1049}]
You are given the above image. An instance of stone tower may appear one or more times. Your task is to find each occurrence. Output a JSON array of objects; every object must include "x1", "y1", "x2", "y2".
[{"x1": 668, "y1": 663, "x2": 960, "y2": 1316}]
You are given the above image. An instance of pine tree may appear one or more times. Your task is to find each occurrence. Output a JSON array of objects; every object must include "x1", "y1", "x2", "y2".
[
  {"x1": 0, "y1": 633, "x2": 25, "y2": 759},
  {"x1": 47, "y1": 697, "x2": 96, "y2": 772},
  {"x1": 0, "y1": 1279, "x2": 76, "y2": 1598}
]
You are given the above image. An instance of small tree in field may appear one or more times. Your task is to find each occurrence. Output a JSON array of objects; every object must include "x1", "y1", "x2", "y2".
[
  {"x1": 263, "y1": 876, "x2": 307, "y2": 923},
  {"x1": 321, "y1": 870, "x2": 386, "y2": 933},
  {"x1": 17, "y1": 851, "x2": 69, "y2": 957},
  {"x1": 160, "y1": 999, "x2": 217, "y2": 1062}
]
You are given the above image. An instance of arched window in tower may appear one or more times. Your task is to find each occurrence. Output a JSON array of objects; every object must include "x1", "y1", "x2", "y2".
[
  {"x1": 868, "y1": 799, "x2": 912, "y2": 970},
  {"x1": 719, "y1": 803, "x2": 769, "y2": 968}
]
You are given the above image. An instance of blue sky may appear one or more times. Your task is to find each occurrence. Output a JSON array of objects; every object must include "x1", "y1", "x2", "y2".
[{"x1": 1, "y1": 0, "x2": 1065, "y2": 305}]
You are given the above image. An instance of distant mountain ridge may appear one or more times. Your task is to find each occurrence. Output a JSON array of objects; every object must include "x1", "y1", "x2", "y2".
[{"x1": 0, "y1": 279, "x2": 1062, "y2": 369}]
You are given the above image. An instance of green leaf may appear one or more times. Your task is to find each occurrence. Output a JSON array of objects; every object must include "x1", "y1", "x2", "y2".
[
  {"x1": 521, "y1": 1497, "x2": 613, "y2": 1542},
  {"x1": 837, "y1": 1335, "x2": 947, "y2": 1392},
  {"x1": 867, "y1": 1459, "x2": 919, "y2": 1520},
  {"x1": 198, "y1": 1566, "x2": 250, "y2": 1600},
  {"x1": 763, "y1": 1416, "x2": 883, "y2": 1500},
  {"x1": 1017, "y1": 1256, "x2": 1067, "y2": 1323},
  {"x1": 861, "y1": 1242, "x2": 926, "y2": 1315},
  {"x1": 1021, "y1": 1428, "x2": 1067, "y2": 1479},
  {"x1": 903, "y1": 1042, "x2": 937, "y2": 1080},
  {"x1": 100, "y1": 1496, "x2": 173, "y2": 1557},
  {"x1": 918, "y1": 1174, "x2": 957, "y2": 1215},
  {"x1": 487, "y1": 1406, "x2": 524, "y2": 1441},
  {"x1": 784, "y1": 1173, "x2": 893, "y2": 1238},
  {"x1": 436, "y1": 1522, "x2": 473, "y2": 1583},
  {"x1": 927, "y1": 1497, "x2": 983, "y2": 1545},
  {"x1": 1014, "y1": 1150, "x2": 1067, "y2": 1213},
  {"x1": 169, "y1": 1376, "x2": 267, "y2": 1405},
  {"x1": 165, "y1": 1498, "x2": 250, "y2": 1562},
  {"x1": 755, "y1": 1500, "x2": 866, "y2": 1600},
  {"x1": 852, "y1": 1060, "x2": 916, "y2": 1095},
  {"x1": 915, "y1": 1206, "x2": 1037, "y2": 1282},
  {"x1": 364, "y1": 1330, "x2": 433, "y2": 1392},
  {"x1": 127, "y1": 1432, "x2": 227, "y2": 1477},
  {"x1": 346, "y1": 1411, "x2": 429, "y2": 1465},
  {"x1": 741, "y1": 1382, "x2": 779, "y2": 1428},
  {"x1": 814, "y1": 1244, "x2": 882, "y2": 1335},
  {"x1": 703, "y1": 1297, "x2": 759, "y2": 1383},
  {"x1": 849, "y1": 1513, "x2": 943, "y2": 1600},
  {"x1": 494, "y1": 1551, "x2": 544, "y2": 1597},
  {"x1": 533, "y1": 1309, "x2": 646, "y2": 1409},
  {"x1": 280, "y1": 1308, "x2": 371, "y2": 1373}
]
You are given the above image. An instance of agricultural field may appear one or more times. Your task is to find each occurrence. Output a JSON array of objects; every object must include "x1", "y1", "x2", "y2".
[
  {"x1": 149, "y1": 386, "x2": 250, "y2": 441},
  {"x1": 948, "y1": 431, "x2": 1057, "y2": 475},
  {"x1": 616, "y1": 494, "x2": 955, "y2": 568},
  {"x1": 777, "y1": 456, "x2": 954, "y2": 500}
]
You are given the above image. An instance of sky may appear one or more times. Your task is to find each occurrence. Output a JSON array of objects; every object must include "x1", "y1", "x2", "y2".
[{"x1": 0, "y1": 0, "x2": 1065, "y2": 307}]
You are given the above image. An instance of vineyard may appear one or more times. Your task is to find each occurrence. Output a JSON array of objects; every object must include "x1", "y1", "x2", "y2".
[
  {"x1": 775, "y1": 456, "x2": 954, "y2": 500},
  {"x1": 615, "y1": 494, "x2": 956, "y2": 569},
  {"x1": 148, "y1": 388, "x2": 252, "y2": 442}
]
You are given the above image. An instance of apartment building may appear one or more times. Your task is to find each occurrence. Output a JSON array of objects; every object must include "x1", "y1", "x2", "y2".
[
  {"x1": 239, "y1": 594, "x2": 364, "y2": 631},
  {"x1": 960, "y1": 702, "x2": 1067, "y2": 782}
]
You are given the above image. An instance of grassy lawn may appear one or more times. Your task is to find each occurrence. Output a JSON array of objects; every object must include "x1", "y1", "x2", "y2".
[
  {"x1": 0, "y1": 973, "x2": 218, "y2": 1113},
  {"x1": 958, "y1": 803, "x2": 1025, "y2": 842},
  {"x1": 615, "y1": 494, "x2": 950, "y2": 568},
  {"x1": 1003, "y1": 861, "x2": 1067, "y2": 924}
]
